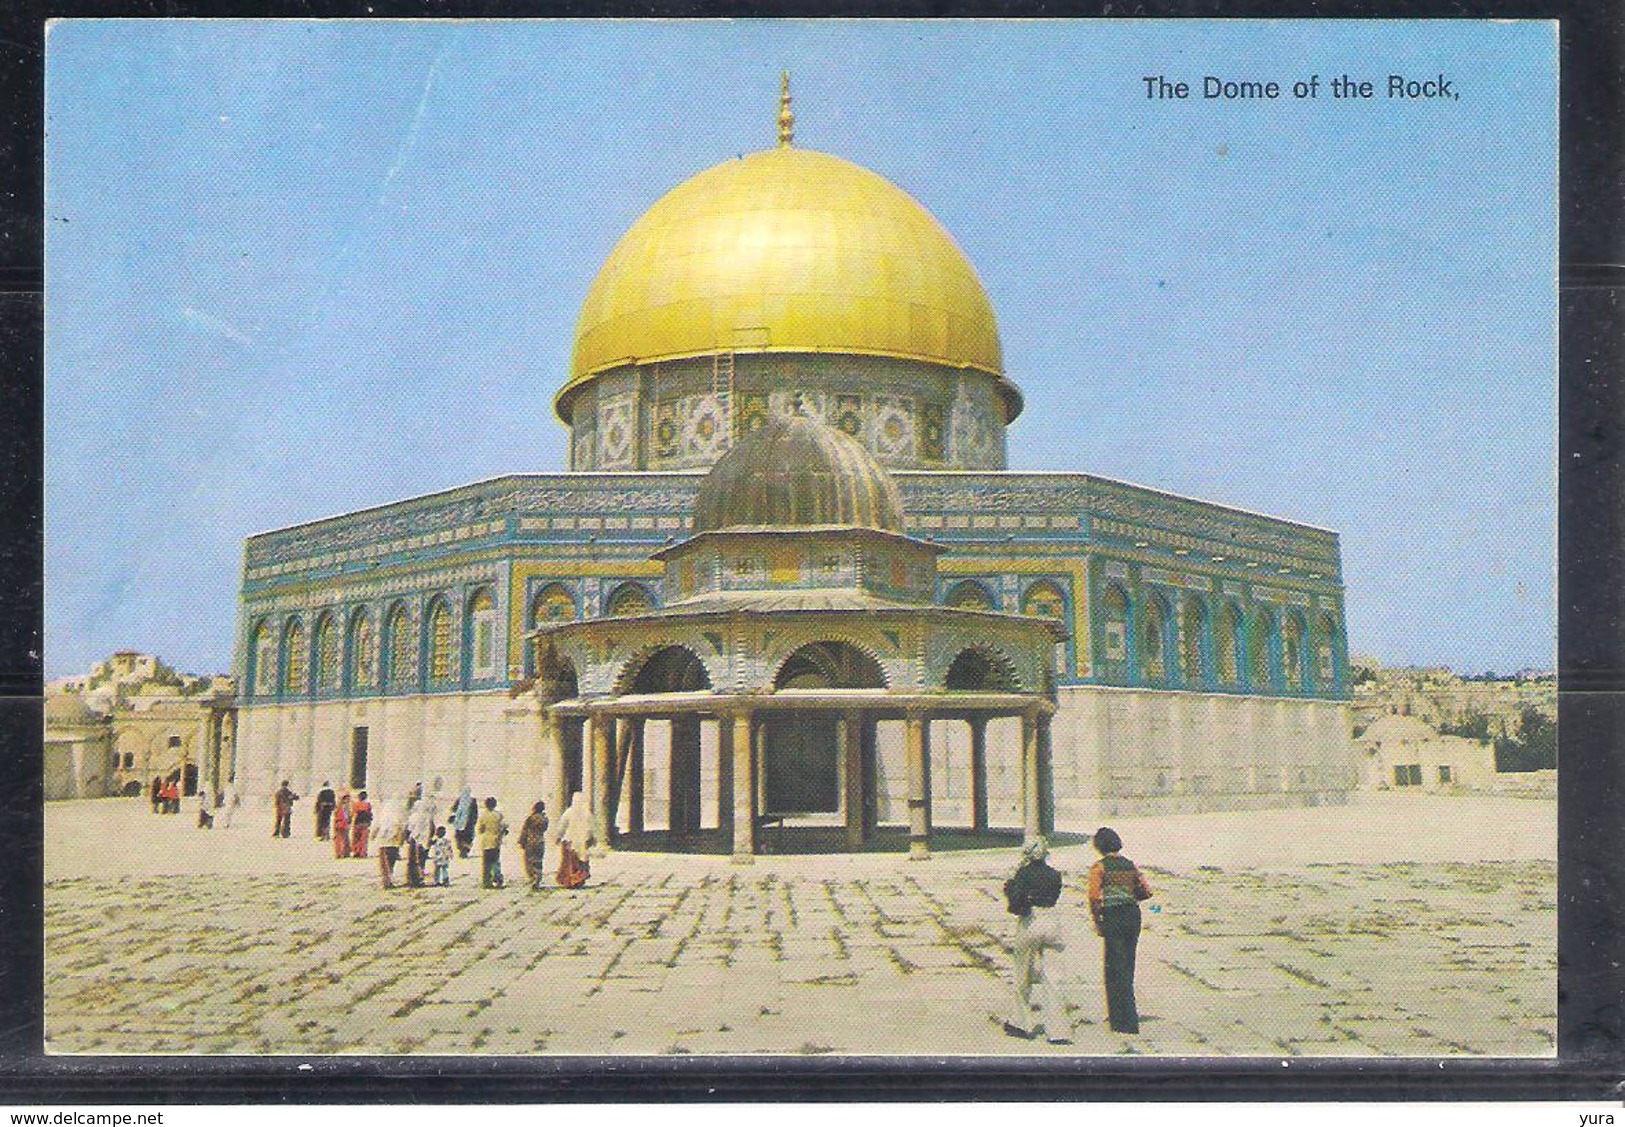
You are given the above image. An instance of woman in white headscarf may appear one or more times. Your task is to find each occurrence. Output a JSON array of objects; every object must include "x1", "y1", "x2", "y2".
[
  {"x1": 551, "y1": 792, "x2": 593, "y2": 889},
  {"x1": 449, "y1": 786, "x2": 478, "y2": 858},
  {"x1": 1002, "y1": 836, "x2": 1069, "y2": 1043}
]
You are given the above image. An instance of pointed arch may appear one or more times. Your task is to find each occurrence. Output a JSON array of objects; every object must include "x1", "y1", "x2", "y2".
[
  {"x1": 535, "y1": 645, "x2": 580, "y2": 706},
  {"x1": 465, "y1": 587, "x2": 498, "y2": 683},
  {"x1": 1020, "y1": 579, "x2": 1067, "y2": 621},
  {"x1": 1248, "y1": 607, "x2": 1278, "y2": 692},
  {"x1": 344, "y1": 607, "x2": 375, "y2": 693},
  {"x1": 248, "y1": 618, "x2": 276, "y2": 700},
  {"x1": 529, "y1": 583, "x2": 577, "y2": 627},
  {"x1": 1313, "y1": 610, "x2": 1342, "y2": 692},
  {"x1": 605, "y1": 582, "x2": 654, "y2": 618},
  {"x1": 425, "y1": 596, "x2": 455, "y2": 686},
  {"x1": 1140, "y1": 592, "x2": 1171, "y2": 684},
  {"x1": 944, "y1": 580, "x2": 997, "y2": 611},
  {"x1": 383, "y1": 602, "x2": 413, "y2": 690},
  {"x1": 944, "y1": 645, "x2": 1022, "y2": 692},
  {"x1": 1099, "y1": 582, "x2": 1132, "y2": 673},
  {"x1": 312, "y1": 610, "x2": 339, "y2": 694},
  {"x1": 1178, "y1": 595, "x2": 1209, "y2": 687},
  {"x1": 281, "y1": 617, "x2": 307, "y2": 696},
  {"x1": 524, "y1": 584, "x2": 577, "y2": 676},
  {"x1": 1216, "y1": 602, "x2": 1244, "y2": 686},
  {"x1": 772, "y1": 641, "x2": 888, "y2": 690},
  {"x1": 617, "y1": 644, "x2": 713, "y2": 695},
  {"x1": 1281, "y1": 610, "x2": 1307, "y2": 691}
]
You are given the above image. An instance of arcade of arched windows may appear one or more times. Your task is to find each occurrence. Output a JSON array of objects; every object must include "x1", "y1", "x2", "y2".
[
  {"x1": 246, "y1": 584, "x2": 507, "y2": 701},
  {"x1": 1089, "y1": 582, "x2": 1344, "y2": 697}
]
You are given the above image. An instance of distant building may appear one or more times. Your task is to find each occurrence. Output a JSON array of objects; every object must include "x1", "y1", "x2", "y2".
[
  {"x1": 43, "y1": 694, "x2": 115, "y2": 801},
  {"x1": 1351, "y1": 659, "x2": 1554, "y2": 735},
  {"x1": 43, "y1": 653, "x2": 237, "y2": 801},
  {"x1": 1358, "y1": 713, "x2": 1520, "y2": 794}
]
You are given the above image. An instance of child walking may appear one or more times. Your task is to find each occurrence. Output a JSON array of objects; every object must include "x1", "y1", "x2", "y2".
[{"x1": 429, "y1": 825, "x2": 454, "y2": 887}]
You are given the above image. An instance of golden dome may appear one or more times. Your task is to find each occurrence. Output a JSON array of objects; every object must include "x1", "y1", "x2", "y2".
[{"x1": 562, "y1": 145, "x2": 1006, "y2": 420}]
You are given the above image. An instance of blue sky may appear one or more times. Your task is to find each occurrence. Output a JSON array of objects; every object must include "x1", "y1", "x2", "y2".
[{"x1": 44, "y1": 19, "x2": 1558, "y2": 678}]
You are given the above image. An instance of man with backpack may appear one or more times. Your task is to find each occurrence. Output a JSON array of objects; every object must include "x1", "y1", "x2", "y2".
[{"x1": 1002, "y1": 836, "x2": 1069, "y2": 1043}]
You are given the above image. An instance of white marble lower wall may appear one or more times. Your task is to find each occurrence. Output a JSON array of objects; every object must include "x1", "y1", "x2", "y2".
[
  {"x1": 237, "y1": 687, "x2": 1358, "y2": 827},
  {"x1": 234, "y1": 693, "x2": 545, "y2": 808}
]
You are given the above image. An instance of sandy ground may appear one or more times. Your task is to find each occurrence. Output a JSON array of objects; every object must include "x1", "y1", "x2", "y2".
[{"x1": 44, "y1": 792, "x2": 1554, "y2": 1057}]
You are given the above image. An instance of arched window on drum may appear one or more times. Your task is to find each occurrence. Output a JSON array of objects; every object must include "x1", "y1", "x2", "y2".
[
  {"x1": 466, "y1": 588, "x2": 497, "y2": 682},
  {"x1": 282, "y1": 618, "x2": 307, "y2": 696},
  {"x1": 606, "y1": 582, "x2": 654, "y2": 617}
]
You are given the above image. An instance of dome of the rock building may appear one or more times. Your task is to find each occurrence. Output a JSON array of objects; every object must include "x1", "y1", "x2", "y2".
[
  {"x1": 692, "y1": 413, "x2": 904, "y2": 533},
  {"x1": 561, "y1": 144, "x2": 1009, "y2": 423}
]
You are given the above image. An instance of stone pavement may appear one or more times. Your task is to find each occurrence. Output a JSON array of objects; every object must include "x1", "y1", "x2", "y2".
[{"x1": 44, "y1": 794, "x2": 1555, "y2": 1057}]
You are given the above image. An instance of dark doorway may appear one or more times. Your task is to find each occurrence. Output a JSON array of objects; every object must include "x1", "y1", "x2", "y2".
[
  {"x1": 350, "y1": 727, "x2": 369, "y2": 790},
  {"x1": 762, "y1": 713, "x2": 839, "y2": 815},
  {"x1": 182, "y1": 762, "x2": 198, "y2": 797},
  {"x1": 563, "y1": 722, "x2": 584, "y2": 798}
]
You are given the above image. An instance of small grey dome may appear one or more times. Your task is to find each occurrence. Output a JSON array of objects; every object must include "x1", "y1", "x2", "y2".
[{"x1": 692, "y1": 413, "x2": 904, "y2": 534}]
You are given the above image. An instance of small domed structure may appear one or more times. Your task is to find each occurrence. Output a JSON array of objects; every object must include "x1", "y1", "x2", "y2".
[
  {"x1": 45, "y1": 693, "x2": 104, "y2": 728},
  {"x1": 691, "y1": 413, "x2": 904, "y2": 533}
]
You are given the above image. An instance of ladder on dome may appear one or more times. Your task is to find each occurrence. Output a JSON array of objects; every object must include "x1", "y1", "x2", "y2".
[{"x1": 712, "y1": 351, "x2": 735, "y2": 441}]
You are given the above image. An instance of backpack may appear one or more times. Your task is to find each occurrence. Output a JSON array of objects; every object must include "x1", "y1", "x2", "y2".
[
  {"x1": 1003, "y1": 860, "x2": 1063, "y2": 915},
  {"x1": 1029, "y1": 862, "x2": 1063, "y2": 908}
]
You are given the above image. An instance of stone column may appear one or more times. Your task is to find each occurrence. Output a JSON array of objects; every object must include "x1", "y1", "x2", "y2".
[
  {"x1": 843, "y1": 713, "x2": 865, "y2": 849},
  {"x1": 1020, "y1": 709, "x2": 1041, "y2": 841},
  {"x1": 1037, "y1": 711, "x2": 1055, "y2": 837},
  {"x1": 905, "y1": 713, "x2": 930, "y2": 860},
  {"x1": 627, "y1": 717, "x2": 646, "y2": 836},
  {"x1": 731, "y1": 711, "x2": 755, "y2": 863},
  {"x1": 668, "y1": 715, "x2": 702, "y2": 835},
  {"x1": 546, "y1": 711, "x2": 568, "y2": 825},
  {"x1": 192, "y1": 714, "x2": 208, "y2": 796},
  {"x1": 590, "y1": 714, "x2": 614, "y2": 848},
  {"x1": 969, "y1": 716, "x2": 989, "y2": 832}
]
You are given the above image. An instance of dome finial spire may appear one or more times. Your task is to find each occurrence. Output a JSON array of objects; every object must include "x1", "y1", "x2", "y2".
[{"x1": 777, "y1": 71, "x2": 794, "y2": 148}]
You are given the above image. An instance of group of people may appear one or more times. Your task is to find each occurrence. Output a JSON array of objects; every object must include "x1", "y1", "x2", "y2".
[
  {"x1": 1002, "y1": 826, "x2": 1154, "y2": 1040},
  {"x1": 284, "y1": 779, "x2": 598, "y2": 894},
  {"x1": 147, "y1": 776, "x2": 183, "y2": 815}
]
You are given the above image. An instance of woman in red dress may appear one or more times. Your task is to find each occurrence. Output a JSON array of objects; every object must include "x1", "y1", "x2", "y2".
[
  {"x1": 332, "y1": 793, "x2": 352, "y2": 859},
  {"x1": 349, "y1": 790, "x2": 372, "y2": 858}
]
